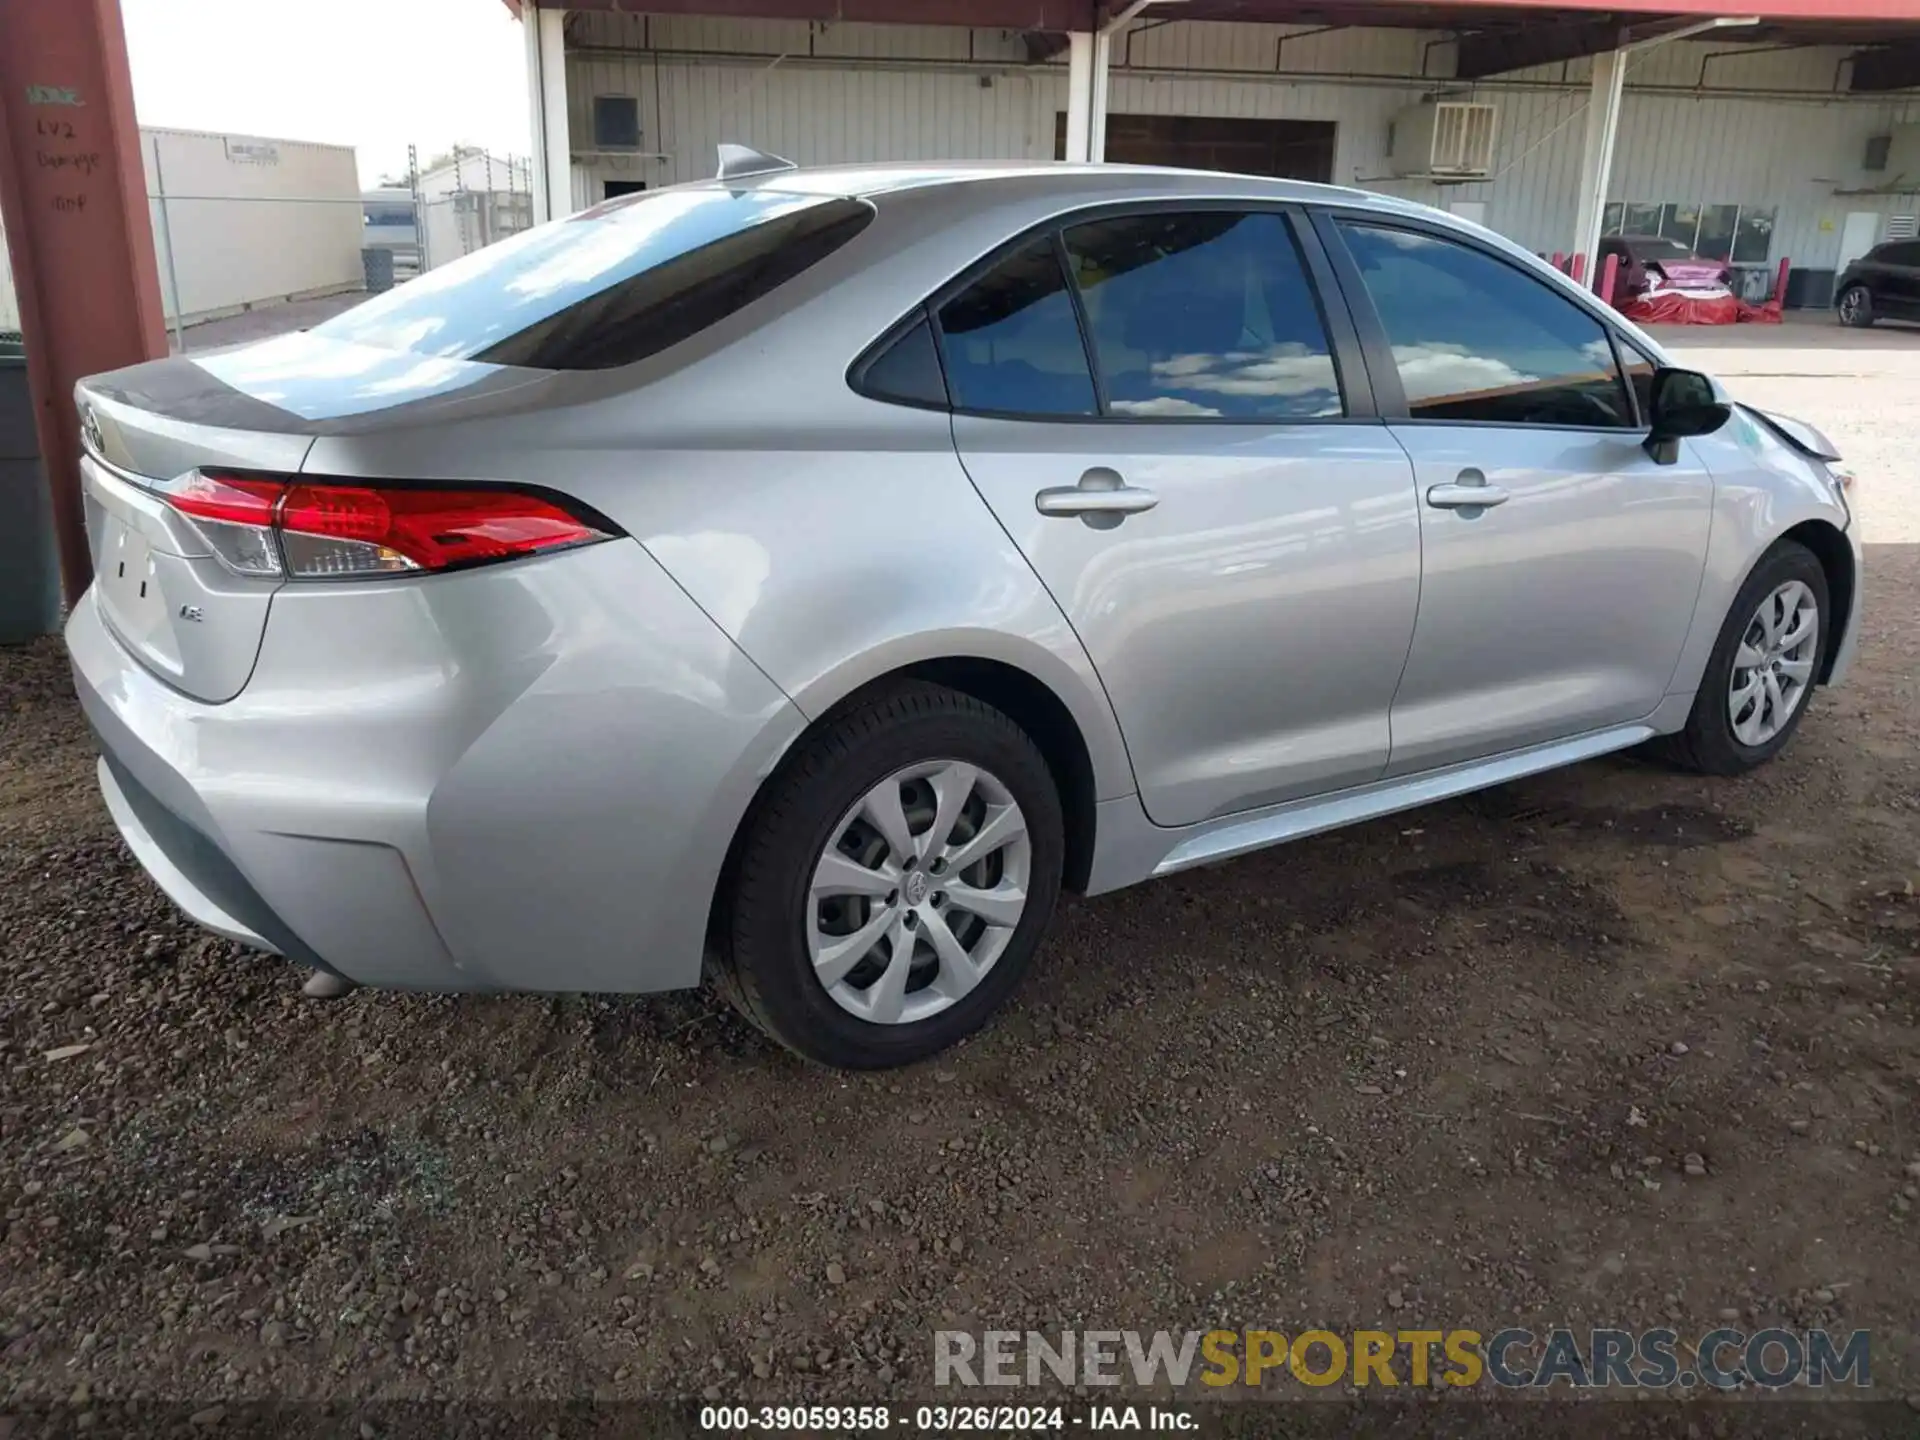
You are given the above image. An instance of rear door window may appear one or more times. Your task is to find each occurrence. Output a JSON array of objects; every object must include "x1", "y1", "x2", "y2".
[
  {"x1": 311, "y1": 188, "x2": 872, "y2": 370},
  {"x1": 1061, "y1": 210, "x2": 1343, "y2": 420}
]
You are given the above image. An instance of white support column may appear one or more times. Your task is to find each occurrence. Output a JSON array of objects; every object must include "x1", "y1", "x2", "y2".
[
  {"x1": 1571, "y1": 47, "x2": 1626, "y2": 278},
  {"x1": 1086, "y1": 29, "x2": 1113, "y2": 163},
  {"x1": 1063, "y1": 31, "x2": 1095, "y2": 163},
  {"x1": 523, "y1": 5, "x2": 572, "y2": 223}
]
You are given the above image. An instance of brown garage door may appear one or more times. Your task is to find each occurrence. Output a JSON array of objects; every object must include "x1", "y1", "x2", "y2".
[{"x1": 1054, "y1": 114, "x2": 1335, "y2": 182}]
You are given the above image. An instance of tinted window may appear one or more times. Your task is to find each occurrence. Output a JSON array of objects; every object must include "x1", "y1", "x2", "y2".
[
  {"x1": 1882, "y1": 241, "x2": 1920, "y2": 267},
  {"x1": 855, "y1": 316, "x2": 949, "y2": 408},
  {"x1": 1061, "y1": 211, "x2": 1342, "y2": 420},
  {"x1": 1338, "y1": 223, "x2": 1634, "y2": 428},
  {"x1": 314, "y1": 188, "x2": 872, "y2": 369},
  {"x1": 936, "y1": 239, "x2": 1097, "y2": 417}
]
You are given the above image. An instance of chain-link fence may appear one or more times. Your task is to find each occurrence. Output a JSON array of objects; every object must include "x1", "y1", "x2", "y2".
[{"x1": 141, "y1": 143, "x2": 538, "y2": 350}]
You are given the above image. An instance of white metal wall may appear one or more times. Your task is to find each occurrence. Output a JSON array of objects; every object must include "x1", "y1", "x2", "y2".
[
  {"x1": 144, "y1": 127, "x2": 364, "y2": 325},
  {"x1": 0, "y1": 212, "x2": 20, "y2": 332},
  {"x1": 563, "y1": 14, "x2": 1920, "y2": 273}
]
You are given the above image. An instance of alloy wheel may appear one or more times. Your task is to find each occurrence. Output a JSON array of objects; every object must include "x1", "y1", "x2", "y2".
[
  {"x1": 1728, "y1": 579, "x2": 1819, "y2": 747},
  {"x1": 807, "y1": 760, "x2": 1032, "y2": 1025},
  {"x1": 1839, "y1": 287, "x2": 1866, "y2": 325}
]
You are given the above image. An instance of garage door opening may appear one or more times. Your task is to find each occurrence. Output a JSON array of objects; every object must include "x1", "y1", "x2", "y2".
[{"x1": 1054, "y1": 115, "x2": 1335, "y2": 182}]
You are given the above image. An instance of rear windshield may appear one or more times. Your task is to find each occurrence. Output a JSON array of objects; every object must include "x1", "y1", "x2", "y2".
[{"x1": 311, "y1": 187, "x2": 873, "y2": 370}]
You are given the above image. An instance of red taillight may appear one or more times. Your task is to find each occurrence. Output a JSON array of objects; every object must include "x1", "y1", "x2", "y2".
[
  {"x1": 164, "y1": 472, "x2": 284, "y2": 528},
  {"x1": 162, "y1": 472, "x2": 617, "y2": 580}
]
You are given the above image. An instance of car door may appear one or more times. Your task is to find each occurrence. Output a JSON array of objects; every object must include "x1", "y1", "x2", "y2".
[
  {"x1": 942, "y1": 207, "x2": 1422, "y2": 828},
  {"x1": 1882, "y1": 241, "x2": 1920, "y2": 316},
  {"x1": 1314, "y1": 213, "x2": 1715, "y2": 777}
]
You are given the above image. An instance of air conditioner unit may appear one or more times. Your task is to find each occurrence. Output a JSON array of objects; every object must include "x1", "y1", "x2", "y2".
[{"x1": 1387, "y1": 101, "x2": 1497, "y2": 178}]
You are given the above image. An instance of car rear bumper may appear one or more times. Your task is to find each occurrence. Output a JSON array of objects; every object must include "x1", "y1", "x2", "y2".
[{"x1": 67, "y1": 540, "x2": 807, "y2": 994}]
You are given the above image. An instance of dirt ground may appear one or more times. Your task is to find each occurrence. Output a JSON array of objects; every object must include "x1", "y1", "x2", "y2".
[{"x1": 3, "y1": 317, "x2": 1918, "y2": 1429}]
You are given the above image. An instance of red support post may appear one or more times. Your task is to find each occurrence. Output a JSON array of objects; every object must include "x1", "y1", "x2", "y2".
[
  {"x1": 1551, "y1": 250, "x2": 1566, "y2": 273},
  {"x1": 1598, "y1": 252, "x2": 1620, "y2": 306},
  {"x1": 0, "y1": 0, "x2": 167, "y2": 606},
  {"x1": 1570, "y1": 252, "x2": 1587, "y2": 284},
  {"x1": 1774, "y1": 256, "x2": 1792, "y2": 308}
]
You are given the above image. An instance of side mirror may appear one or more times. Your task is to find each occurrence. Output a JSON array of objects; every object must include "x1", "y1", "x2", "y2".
[{"x1": 1644, "y1": 367, "x2": 1730, "y2": 464}]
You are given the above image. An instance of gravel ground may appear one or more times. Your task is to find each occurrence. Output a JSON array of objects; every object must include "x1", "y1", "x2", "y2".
[{"x1": 3, "y1": 319, "x2": 1919, "y2": 1430}]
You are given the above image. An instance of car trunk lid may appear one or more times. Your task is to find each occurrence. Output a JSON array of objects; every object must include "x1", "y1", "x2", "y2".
[
  {"x1": 76, "y1": 335, "x2": 553, "y2": 702},
  {"x1": 1649, "y1": 259, "x2": 1731, "y2": 291},
  {"x1": 77, "y1": 388, "x2": 314, "y2": 704}
]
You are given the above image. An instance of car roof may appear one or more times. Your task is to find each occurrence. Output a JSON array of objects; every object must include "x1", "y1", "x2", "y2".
[{"x1": 675, "y1": 158, "x2": 1386, "y2": 210}]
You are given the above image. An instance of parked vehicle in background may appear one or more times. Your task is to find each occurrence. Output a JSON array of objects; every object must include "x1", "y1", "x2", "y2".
[
  {"x1": 68, "y1": 157, "x2": 1862, "y2": 1069},
  {"x1": 1836, "y1": 240, "x2": 1920, "y2": 327},
  {"x1": 1598, "y1": 233, "x2": 1734, "y2": 303}
]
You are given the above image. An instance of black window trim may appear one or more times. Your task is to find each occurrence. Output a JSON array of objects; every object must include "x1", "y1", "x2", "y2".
[
  {"x1": 1614, "y1": 332, "x2": 1660, "y2": 430},
  {"x1": 1310, "y1": 205, "x2": 1650, "y2": 437},
  {"x1": 846, "y1": 198, "x2": 1379, "y2": 426}
]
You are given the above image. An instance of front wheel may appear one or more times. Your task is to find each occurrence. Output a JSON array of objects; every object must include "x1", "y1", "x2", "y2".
[
  {"x1": 1837, "y1": 284, "x2": 1875, "y2": 328},
  {"x1": 1659, "y1": 541, "x2": 1828, "y2": 776},
  {"x1": 714, "y1": 681, "x2": 1064, "y2": 1069}
]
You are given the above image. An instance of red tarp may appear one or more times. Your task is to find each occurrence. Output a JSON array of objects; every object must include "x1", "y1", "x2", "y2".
[{"x1": 1617, "y1": 290, "x2": 1784, "y2": 326}]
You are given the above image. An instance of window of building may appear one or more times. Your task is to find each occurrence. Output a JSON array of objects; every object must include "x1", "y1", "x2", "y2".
[
  {"x1": 1731, "y1": 208, "x2": 1776, "y2": 264},
  {"x1": 1336, "y1": 222, "x2": 1634, "y2": 429},
  {"x1": 1059, "y1": 210, "x2": 1343, "y2": 420},
  {"x1": 593, "y1": 96, "x2": 643, "y2": 151},
  {"x1": 1603, "y1": 200, "x2": 1777, "y2": 265},
  {"x1": 936, "y1": 239, "x2": 1098, "y2": 417}
]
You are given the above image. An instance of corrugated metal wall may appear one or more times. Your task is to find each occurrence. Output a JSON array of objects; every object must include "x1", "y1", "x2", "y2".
[{"x1": 563, "y1": 13, "x2": 1920, "y2": 271}]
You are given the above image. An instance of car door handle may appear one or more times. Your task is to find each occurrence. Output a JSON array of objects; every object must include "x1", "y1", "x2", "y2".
[
  {"x1": 1425, "y1": 471, "x2": 1510, "y2": 510},
  {"x1": 1035, "y1": 468, "x2": 1159, "y2": 528}
]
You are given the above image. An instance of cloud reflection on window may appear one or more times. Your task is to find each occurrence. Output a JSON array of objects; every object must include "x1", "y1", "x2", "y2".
[
  {"x1": 1159, "y1": 345, "x2": 1339, "y2": 411},
  {"x1": 1387, "y1": 342, "x2": 1537, "y2": 407}
]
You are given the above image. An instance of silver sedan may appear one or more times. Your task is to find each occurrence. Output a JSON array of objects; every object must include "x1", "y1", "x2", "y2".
[{"x1": 67, "y1": 154, "x2": 1861, "y2": 1068}]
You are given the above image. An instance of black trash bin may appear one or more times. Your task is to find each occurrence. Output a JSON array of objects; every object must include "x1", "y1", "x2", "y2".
[{"x1": 0, "y1": 332, "x2": 65, "y2": 644}]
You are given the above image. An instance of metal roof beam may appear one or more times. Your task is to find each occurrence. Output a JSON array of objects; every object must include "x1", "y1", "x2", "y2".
[
  {"x1": 512, "y1": 0, "x2": 1098, "y2": 25},
  {"x1": 1456, "y1": 17, "x2": 1628, "y2": 79},
  {"x1": 1849, "y1": 41, "x2": 1920, "y2": 90}
]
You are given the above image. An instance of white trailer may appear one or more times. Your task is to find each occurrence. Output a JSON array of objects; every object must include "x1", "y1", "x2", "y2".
[{"x1": 144, "y1": 127, "x2": 364, "y2": 328}]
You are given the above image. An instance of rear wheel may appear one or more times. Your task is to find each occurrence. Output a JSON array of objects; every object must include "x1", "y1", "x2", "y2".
[
  {"x1": 714, "y1": 681, "x2": 1064, "y2": 1069},
  {"x1": 1838, "y1": 284, "x2": 1875, "y2": 328},
  {"x1": 1659, "y1": 541, "x2": 1827, "y2": 776}
]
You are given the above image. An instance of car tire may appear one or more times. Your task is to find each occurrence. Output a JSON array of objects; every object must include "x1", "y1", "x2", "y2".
[
  {"x1": 713, "y1": 680, "x2": 1064, "y2": 1069},
  {"x1": 1837, "y1": 284, "x2": 1875, "y2": 328},
  {"x1": 1656, "y1": 540, "x2": 1829, "y2": 777}
]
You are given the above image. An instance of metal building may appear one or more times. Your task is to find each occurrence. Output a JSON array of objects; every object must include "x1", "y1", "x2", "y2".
[
  {"x1": 509, "y1": 2, "x2": 1920, "y2": 306},
  {"x1": 1, "y1": 125, "x2": 362, "y2": 337}
]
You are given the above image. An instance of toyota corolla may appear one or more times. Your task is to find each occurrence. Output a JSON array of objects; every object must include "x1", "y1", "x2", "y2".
[{"x1": 68, "y1": 153, "x2": 1860, "y2": 1068}]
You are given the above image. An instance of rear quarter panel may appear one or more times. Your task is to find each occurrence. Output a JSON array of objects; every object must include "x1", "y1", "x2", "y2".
[{"x1": 300, "y1": 183, "x2": 1145, "y2": 807}]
